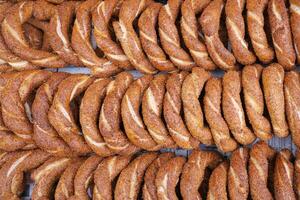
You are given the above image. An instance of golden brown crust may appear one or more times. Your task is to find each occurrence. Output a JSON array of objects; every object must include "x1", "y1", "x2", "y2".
[
  {"x1": 222, "y1": 71, "x2": 256, "y2": 145},
  {"x1": 262, "y1": 63, "x2": 288, "y2": 137},
  {"x1": 143, "y1": 153, "x2": 174, "y2": 200},
  {"x1": 48, "y1": 74, "x2": 94, "y2": 155},
  {"x1": 93, "y1": 0, "x2": 132, "y2": 70},
  {"x1": 138, "y1": 2, "x2": 176, "y2": 72},
  {"x1": 204, "y1": 77, "x2": 238, "y2": 152},
  {"x1": 242, "y1": 65, "x2": 272, "y2": 140},
  {"x1": 182, "y1": 67, "x2": 214, "y2": 145},
  {"x1": 55, "y1": 158, "x2": 85, "y2": 200},
  {"x1": 23, "y1": 23, "x2": 43, "y2": 50},
  {"x1": 158, "y1": 0, "x2": 196, "y2": 70},
  {"x1": 99, "y1": 72, "x2": 140, "y2": 155},
  {"x1": 207, "y1": 161, "x2": 229, "y2": 200},
  {"x1": 71, "y1": 0, "x2": 121, "y2": 77},
  {"x1": 155, "y1": 156, "x2": 186, "y2": 200},
  {"x1": 163, "y1": 72, "x2": 200, "y2": 149},
  {"x1": 268, "y1": 0, "x2": 296, "y2": 70},
  {"x1": 142, "y1": 74, "x2": 175, "y2": 148},
  {"x1": 122, "y1": 75, "x2": 161, "y2": 151},
  {"x1": 228, "y1": 147, "x2": 249, "y2": 200},
  {"x1": 200, "y1": 0, "x2": 236, "y2": 70},
  {"x1": 69, "y1": 155, "x2": 103, "y2": 200},
  {"x1": 249, "y1": 141, "x2": 276, "y2": 200},
  {"x1": 49, "y1": 1, "x2": 83, "y2": 66},
  {"x1": 1, "y1": 70, "x2": 51, "y2": 145},
  {"x1": 31, "y1": 157, "x2": 72, "y2": 200},
  {"x1": 284, "y1": 71, "x2": 300, "y2": 148},
  {"x1": 294, "y1": 152, "x2": 300, "y2": 199},
  {"x1": 80, "y1": 78, "x2": 113, "y2": 156},
  {"x1": 290, "y1": 0, "x2": 300, "y2": 64},
  {"x1": 114, "y1": 152, "x2": 157, "y2": 200},
  {"x1": 113, "y1": 0, "x2": 157, "y2": 74},
  {"x1": 225, "y1": 0, "x2": 256, "y2": 65},
  {"x1": 0, "y1": 150, "x2": 50, "y2": 199},
  {"x1": 180, "y1": 150, "x2": 222, "y2": 200},
  {"x1": 181, "y1": 0, "x2": 216, "y2": 70},
  {"x1": 1, "y1": 1, "x2": 67, "y2": 68},
  {"x1": 274, "y1": 149, "x2": 296, "y2": 200},
  {"x1": 246, "y1": 0, "x2": 274, "y2": 63},
  {"x1": 32, "y1": 72, "x2": 73, "y2": 156},
  {"x1": 93, "y1": 155, "x2": 132, "y2": 200}
]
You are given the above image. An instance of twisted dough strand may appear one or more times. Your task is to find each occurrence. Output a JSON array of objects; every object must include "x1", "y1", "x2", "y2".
[
  {"x1": 225, "y1": 0, "x2": 256, "y2": 65},
  {"x1": 222, "y1": 71, "x2": 256, "y2": 145},
  {"x1": 204, "y1": 77, "x2": 238, "y2": 152},
  {"x1": 159, "y1": 0, "x2": 196, "y2": 70},
  {"x1": 268, "y1": 0, "x2": 296, "y2": 70},
  {"x1": 181, "y1": 0, "x2": 216, "y2": 70},
  {"x1": 113, "y1": 0, "x2": 157, "y2": 74},
  {"x1": 246, "y1": 0, "x2": 274, "y2": 63},
  {"x1": 71, "y1": 0, "x2": 121, "y2": 77},
  {"x1": 284, "y1": 71, "x2": 300, "y2": 148},
  {"x1": 182, "y1": 67, "x2": 214, "y2": 145},
  {"x1": 92, "y1": 0, "x2": 132, "y2": 70},
  {"x1": 200, "y1": 0, "x2": 237, "y2": 70},
  {"x1": 242, "y1": 65, "x2": 272, "y2": 140},
  {"x1": 274, "y1": 149, "x2": 296, "y2": 200},
  {"x1": 138, "y1": 2, "x2": 176, "y2": 71}
]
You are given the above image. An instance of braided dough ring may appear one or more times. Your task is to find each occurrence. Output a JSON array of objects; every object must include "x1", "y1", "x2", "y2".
[
  {"x1": 228, "y1": 147, "x2": 249, "y2": 200},
  {"x1": 49, "y1": 1, "x2": 83, "y2": 66},
  {"x1": 0, "y1": 150, "x2": 50, "y2": 200},
  {"x1": 246, "y1": 0, "x2": 274, "y2": 63},
  {"x1": 80, "y1": 78, "x2": 113, "y2": 157},
  {"x1": 99, "y1": 72, "x2": 140, "y2": 155},
  {"x1": 1, "y1": 70, "x2": 51, "y2": 144},
  {"x1": 290, "y1": 0, "x2": 300, "y2": 64},
  {"x1": 72, "y1": 0, "x2": 121, "y2": 77},
  {"x1": 113, "y1": 0, "x2": 157, "y2": 74},
  {"x1": 142, "y1": 74, "x2": 175, "y2": 148},
  {"x1": 122, "y1": 75, "x2": 161, "y2": 151},
  {"x1": 200, "y1": 0, "x2": 236, "y2": 70},
  {"x1": 182, "y1": 67, "x2": 214, "y2": 145},
  {"x1": 284, "y1": 71, "x2": 300, "y2": 148},
  {"x1": 207, "y1": 161, "x2": 229, "y2": 200},
  {"x1": 48, "y1": 74, "x2": 94, "y2": 155},
  {"x1": 93, "y1": 155, "x2": 132, "y2": 200},
  {"x1": 295, "y1": 152, "x2": 300, "y2": 199},
  {"x1": 55, "y1": 158, "x2": 85, "y2": 200},
  {"x1": 143, "y1": 153, "x2": 174, "y2": 200},
  {"x1": 92, "y1": 0, "x2": 132, "y2": 70},
  {"x1": 155, "y1": 156, "x2": 186, "y2": 200},
  {"x1": 268, "y1": 0, "x2": 296, "y2": 70},
  {"x1": 0, "y1": 2, "x2": 37, "y2": 71},
  {"x1": 180, "y1": 150, "x2": 222, "y2": 200},
  {"x1": 204, "y1": 77, "x2": 238, "y2": 152},
  {"x1": 158, "y1": 0, "x2": 195, "y2": 70},
  {"x1": 114, "y1": 153, "x2": 157, "y2": 200},
  {"x1": 249, "y1": 141, "x2": 276, "y2": 200},
  {"x1": 262, "y1": 63, "x2": 288, "y2": 137},
  {"x1": 164, "y1": 72, "x2": 200, "y2": 149},
  {"x1": 1, "y1": 1, "x2": 67, "y2": 68},
  {"x1": 242, "y1": 65, "x2": 272, "y2": 140},
  {"x1": 222, "y1": 71, "x2": 256, "y2": 145},
  {"x1": 31, "y1": 157, "x2": 72, "y2": 200},
  {"x1": 274, "y1": 149, "x2": 296, "y2": 200},
  {"x1": 225, "y1": 0, "x2": 256, "y2": 65},
  {"x1": 181, "y1": 0, "x2": 216, "y2": 70},
  {"x1": 69, "y1": 155, "x2": 103, "y2": 200},
  {"x1": 138, "y1": 2, "x2": 176, "y2": 72},
  {"x1": 32, "y1": 72, "x2": 74, "y2": 156}
]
